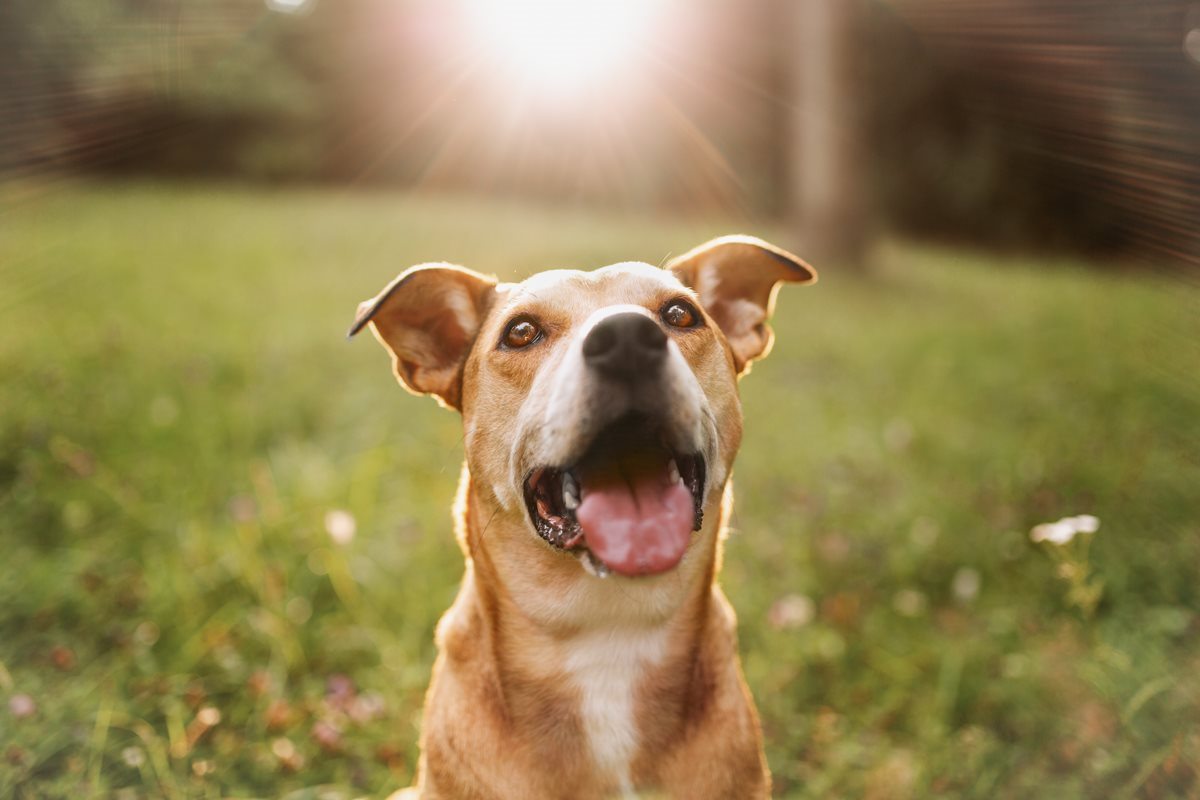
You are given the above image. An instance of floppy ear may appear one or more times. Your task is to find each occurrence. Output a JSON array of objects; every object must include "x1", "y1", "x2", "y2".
[
  {"x1": 667, "y1": 235, "x2": 817, "y2": 376},
  {"x1": 348, "y1": 263, "x2": 498, "y2": 410}
]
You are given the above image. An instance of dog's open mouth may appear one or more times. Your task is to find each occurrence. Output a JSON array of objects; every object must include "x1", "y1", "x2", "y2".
[{"x1": 523, "y1": 414, "x2": 705, "y2": 577}]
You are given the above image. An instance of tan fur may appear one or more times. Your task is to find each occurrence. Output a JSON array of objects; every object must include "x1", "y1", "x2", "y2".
[{"x1": 354, "y1": 237, "x2": 817, "y2": 799}]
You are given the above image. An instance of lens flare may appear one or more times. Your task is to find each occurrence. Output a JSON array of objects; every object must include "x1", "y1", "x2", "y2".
[{"x1": 463, "y1": 0, "x2": 660, "y2": 96}]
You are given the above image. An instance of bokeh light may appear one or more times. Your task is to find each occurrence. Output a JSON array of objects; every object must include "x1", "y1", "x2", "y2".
[{"x1": 1185, "y1": 28, "x2": 1200, "y2": 65}]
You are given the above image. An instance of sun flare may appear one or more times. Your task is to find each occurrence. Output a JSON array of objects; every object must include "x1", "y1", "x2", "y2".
[{"x1": 462, "y1": 0, "x2": 661, "y2": 96}]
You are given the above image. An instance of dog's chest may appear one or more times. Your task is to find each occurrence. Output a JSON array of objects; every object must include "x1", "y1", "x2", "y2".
[{"x1": 562, "y1": 628, "x2": 668, "y2": 795}]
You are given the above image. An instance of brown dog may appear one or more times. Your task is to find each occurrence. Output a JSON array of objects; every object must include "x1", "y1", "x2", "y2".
[{"x1": 351, "y1": 236, "x2": 816, "y2": 799}]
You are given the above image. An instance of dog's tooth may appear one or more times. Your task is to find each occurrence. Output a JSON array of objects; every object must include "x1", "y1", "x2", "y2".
[
  {"x1": 562, "y1": 472, "x2": 579, "y2": 510},
  {"x1": 668, "y1": 459, "x2": 681, "y2": 485},
  {"x1": 581, "y1": 550, "x2": 611, "y2": 579}
]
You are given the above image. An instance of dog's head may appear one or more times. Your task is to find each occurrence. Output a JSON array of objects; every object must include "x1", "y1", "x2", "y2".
[{"x1": 351, "y1": 236, "x2": 815, "y2": 588}]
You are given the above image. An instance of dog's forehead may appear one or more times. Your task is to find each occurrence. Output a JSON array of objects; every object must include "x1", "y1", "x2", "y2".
[{"x1": 503, "y1": 262, "x2": 685, "y2": 310}]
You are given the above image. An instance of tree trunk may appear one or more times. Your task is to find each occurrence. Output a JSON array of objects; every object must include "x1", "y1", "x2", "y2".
[{"x1": 788, "y1": 0, "x2": 866, "y2": 268}]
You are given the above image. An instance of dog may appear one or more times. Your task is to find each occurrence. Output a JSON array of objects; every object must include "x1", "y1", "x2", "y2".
[{"x1": 350, "y1": 235, "x2": 816, "y2": 799}]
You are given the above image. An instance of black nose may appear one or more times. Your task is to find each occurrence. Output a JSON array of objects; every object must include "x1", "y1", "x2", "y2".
[{"x1": 582, "y1": 312, "x2": 667, "y2": 381}]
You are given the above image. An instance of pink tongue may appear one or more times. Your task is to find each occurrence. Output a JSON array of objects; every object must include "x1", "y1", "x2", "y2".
[{"x1": 575, "y1": 459, "x2": 694, "y2": 576}]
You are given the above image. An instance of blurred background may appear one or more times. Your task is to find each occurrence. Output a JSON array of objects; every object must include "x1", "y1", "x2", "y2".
[
  {"x1": 5, "y1": 0, "x2": 1200, "y2": 265},
  {"x1": 1, "y1": 1, "x2": 1199, "y2": 798}
]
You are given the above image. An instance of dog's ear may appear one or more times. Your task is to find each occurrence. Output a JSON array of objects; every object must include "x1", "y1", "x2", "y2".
[
  {"x1": 667, "y1": 235, "x2": 817, "y2": 375},
  {"x1": 348, "y1": 264, "x2": 498, "y2": 410}
]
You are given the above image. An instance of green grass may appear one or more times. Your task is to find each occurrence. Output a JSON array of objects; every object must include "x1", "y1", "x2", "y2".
[{"x1": 1, "y1": 181, "x2": 1197, "y2": 799}]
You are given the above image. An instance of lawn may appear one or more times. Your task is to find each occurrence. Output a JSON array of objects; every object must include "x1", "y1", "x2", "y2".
[{"x1": 1, "y1": 182, "x2": 1197, "y2": 799}]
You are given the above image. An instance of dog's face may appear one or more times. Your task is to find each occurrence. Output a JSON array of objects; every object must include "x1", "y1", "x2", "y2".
[{"x1": 351, "y1": 236, "x2": 815, "y2": 617}]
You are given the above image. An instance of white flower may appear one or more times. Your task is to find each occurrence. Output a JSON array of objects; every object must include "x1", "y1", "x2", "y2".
[
  {"x1": 768, "y1": 594, "x2": 815, "y2": 630},
  {"x1": 1031, "y1": 521, "x2": 1076, "y2": 544},
  {"x1": 8, "y1": 694, "x2": 36, "y2": 718},
  {"x1": 1066, "y1": 515, "x2": 1100, "y2": 534},
  {"x1": 952, "y1": 567, "x2": 981, "y2": 602},
  {"x1": 1030, "y1": 514, "x2": 1100, "y2": 545},
  {"x1": 195, "y1": 706, "x2": 221, "y2": 727},
  {"x1": 121, "y1": 746, "x2": 146, "y2": 768},
  {"x1": 324, "y1": 510, "x2": 357, "y2": 545},
  {"x1": 892, "y1": 589, "x2": 927, "y2": 618}
]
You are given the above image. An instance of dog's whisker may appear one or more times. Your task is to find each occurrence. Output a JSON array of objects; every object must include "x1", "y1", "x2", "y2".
[{"x1": 475, "y1": 504, "x2": 503, "y2": 544}]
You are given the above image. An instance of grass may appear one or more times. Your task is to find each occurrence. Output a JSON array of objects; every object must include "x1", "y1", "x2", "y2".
[{"x1": 1, "y1": 181, "x2": 1197, "y2": 799}]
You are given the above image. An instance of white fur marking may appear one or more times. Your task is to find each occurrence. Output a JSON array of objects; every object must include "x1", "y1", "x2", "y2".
[{"x1": 565, "y1": 627, "x2": 667, "y2": 796}]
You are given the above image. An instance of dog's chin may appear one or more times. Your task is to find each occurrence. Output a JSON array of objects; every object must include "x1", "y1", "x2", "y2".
[{"x1": 521, "y1": 412, "x2": 706, "y2": 578}]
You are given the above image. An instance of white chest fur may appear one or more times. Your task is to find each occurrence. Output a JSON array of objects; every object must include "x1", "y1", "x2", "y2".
[{"x1": 563, "y1": 627, "x2": 668, "y2": 796}]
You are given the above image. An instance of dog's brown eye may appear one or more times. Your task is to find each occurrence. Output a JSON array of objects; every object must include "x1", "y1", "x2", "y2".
[
  {"x1": 502, "y1": 318, "x2": 541, "y2": 349},
  {"x1": 661, "y1": 300, "x2": 700, "y2": 329}
]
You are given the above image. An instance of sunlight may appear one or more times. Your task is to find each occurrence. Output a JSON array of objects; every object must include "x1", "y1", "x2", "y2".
[
  {"x1": 462, "y1": 0, "x2": 661, "y2": 96},
  {"x1": 265, "y1": 0, "x2": 312, "y2": 14}
]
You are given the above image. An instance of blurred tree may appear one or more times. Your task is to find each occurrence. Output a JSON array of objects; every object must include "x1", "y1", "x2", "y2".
[
  {"x1": 786, "y1": 0, "x2": 868, "y2": 268},
  {"x1": 0, "y1": 0, "x2": 328, "y2": 181},
  {"x1": 890, "y1": 0, "x2": 1200, "y2": 269}
]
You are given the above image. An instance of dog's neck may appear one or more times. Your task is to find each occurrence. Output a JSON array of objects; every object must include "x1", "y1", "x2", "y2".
[{"x1": 442, "y1": 473, "x2": 729, "y2": 790}]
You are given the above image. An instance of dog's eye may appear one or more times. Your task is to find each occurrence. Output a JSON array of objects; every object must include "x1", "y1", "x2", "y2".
[
  {"x1": 661, "y1": 300, "x2": 700, "y2": 329},
  {"x1": 502, "y1": 318, "x2": 542, "y2": 349}
]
